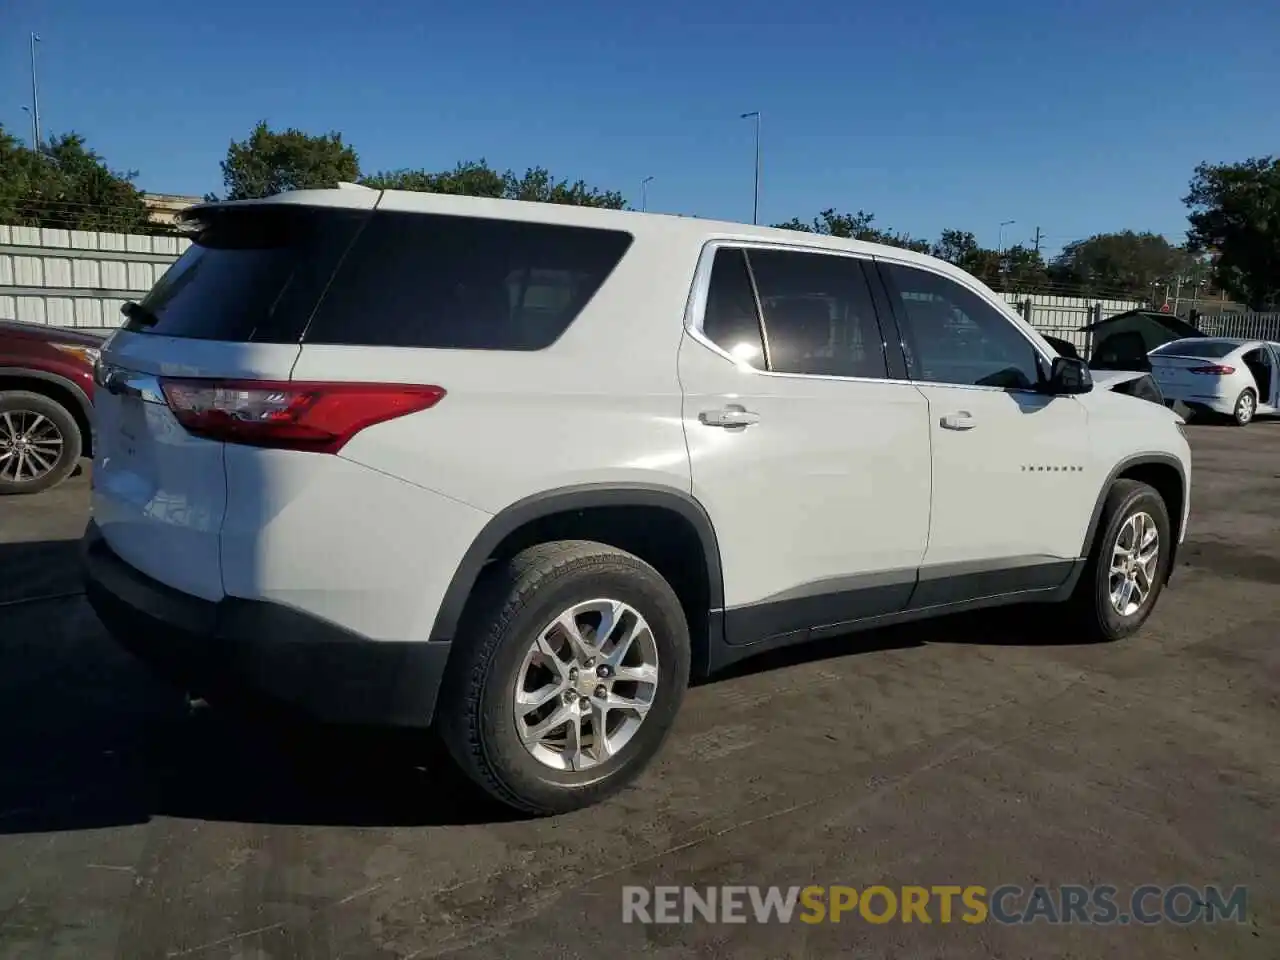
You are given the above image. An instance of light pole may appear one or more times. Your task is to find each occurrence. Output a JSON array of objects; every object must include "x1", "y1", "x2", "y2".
[
  {"x1": 741, "y1": 111, "x2": 761, "y2": 225},
  {"x1": 998, "y1": 220, "x2": 1015, "y2": 290},
  {"x1": 29, "y1": 33, "x2": 42, "y2": 150},
  {"x1": 641, "y1": 176, "x2": 654, "y2": 212},
  {"x1": 998, "y1": 219, "x2": 1015, "y2": 253}
]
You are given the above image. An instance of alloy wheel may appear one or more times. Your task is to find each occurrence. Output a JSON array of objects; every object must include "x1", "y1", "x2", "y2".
[
  {"x1": 0, "y1": 410, "x2": 65, "y2": 485},
  {"x1": 1109, "y1": 510, "x2": 1160, "y2": 617},
  {"x1": 514, "y1": 598, "x2": 660, "y2": 772},
  {"x1": 1237, "y1": 392, "x2": 1255, "y2": 424}
]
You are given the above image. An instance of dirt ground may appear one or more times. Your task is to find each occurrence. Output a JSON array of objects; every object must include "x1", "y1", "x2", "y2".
[{"x1": 1, "y1": 423, "x2": 1276, "y2": 959}]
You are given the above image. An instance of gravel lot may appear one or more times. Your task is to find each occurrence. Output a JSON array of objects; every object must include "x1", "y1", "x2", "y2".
[{"x1": 1, "y1": 424, "x2": 1276, "y2": 959}]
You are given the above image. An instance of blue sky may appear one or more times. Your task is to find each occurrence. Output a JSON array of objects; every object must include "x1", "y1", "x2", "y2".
[{"x1": 2, "y1": 0, "x2": 1276, "y2": 255}]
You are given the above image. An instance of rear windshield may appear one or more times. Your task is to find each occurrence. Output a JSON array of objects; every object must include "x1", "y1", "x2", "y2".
[
  {"x1": 1150, "y1": 339, "x2": 1237, "y2": 359},
  {"x1": 302, "y1": 212, "x2": 633, "y2": 350},
  {"x1": 126, "y1": 206, "x2": 368, "y2": 342}
]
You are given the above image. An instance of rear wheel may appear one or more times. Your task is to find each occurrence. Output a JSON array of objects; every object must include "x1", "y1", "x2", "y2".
[
  {"x1": 0, "y1": 391, "x2": 82, "y2": 495},
  {"x1": 438, "y1": 540, "x2": 690, "y2": 815},
  {"x1": 1065, "y1": 480, "x2": 1171, "y2": 642},
  {"x1": 1232, "y1": 388, "x2": 1256, "y2": 426}
]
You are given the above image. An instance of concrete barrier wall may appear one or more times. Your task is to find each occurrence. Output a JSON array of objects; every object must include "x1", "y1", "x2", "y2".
[{"x1": 0, "y1": 225, "x2": 189, "y2": 333}]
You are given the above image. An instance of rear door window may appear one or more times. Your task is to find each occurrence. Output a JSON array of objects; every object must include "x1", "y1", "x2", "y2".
[
  {"x1": 748, "y1": 249, "x2": 890, "y2": 379},
  {"x1": 700, "y1": 248, "x2": 767, "y2": 369},
  {"x1": 127, "y1": 206, "x2": 368, "y2": 342},
  {"x1": 304, "y1": 212, "x2": 633, "y2": 350}
]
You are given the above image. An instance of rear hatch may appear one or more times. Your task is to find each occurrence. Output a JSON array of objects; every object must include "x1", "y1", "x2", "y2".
[
  {"x1": 91, "y1": 198, "x2": 375, "y2": 600},
  {"x1": 1148, "y1": 340, "x2": 1239, "y2": 396}
]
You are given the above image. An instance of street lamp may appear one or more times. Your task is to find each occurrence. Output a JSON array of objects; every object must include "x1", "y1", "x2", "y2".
[
  {"x1": 998, "y1": 219, "x2": 1016, "y2": 253},
  {"x1": 740, "y1": 111, "x2": 761, "y2": 225},
  {"x1": 641, "y1": 176, "x2": 654, "y2": 212},
  {"x1": 29, "y1": 33, "x2": 42, "y2": 151}
]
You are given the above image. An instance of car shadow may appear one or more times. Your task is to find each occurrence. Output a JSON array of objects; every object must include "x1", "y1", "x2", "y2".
[
  {"x1": 0, "y1": 538, "x2": 524, "y2": 836},
  {"x1": 1, "y1": 537, "x2": 1098, "y2": 836}
]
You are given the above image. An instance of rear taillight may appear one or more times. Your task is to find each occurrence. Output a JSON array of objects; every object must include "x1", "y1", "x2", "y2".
[
  {"x1": 158, "y1": 379, "x2": 445, "y2": 453},
  {"x1": 1188, "y1": 365, "x2": 1235, "y2": 375}
]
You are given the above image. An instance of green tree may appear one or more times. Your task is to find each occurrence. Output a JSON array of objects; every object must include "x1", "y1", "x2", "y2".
[
  {"x1": 932, "y1": 228, "x2": 980, "y2": 264},
  {"x1": 362, "y1": 160, "x2": 626, "y2": 208},
  {"x1": 215, "y1": 121, "x2": 360, "y2": 201},
  {"x1": 362, "y1": 160, "x2": 506, "y2": 197},
  {"x1": 932, "y1": 229, "x2": 1002, "y2": 286},
  {"x1": 772, "y1": 208, "x2": 930, "y2": 253},
  {"x1": 0, "y1": 125, "x2": 152, "y2": 232},
  {"x1": 1184, "y1": 156, "x2": 1280, "y2": 311},
  {"x1": 999, "y1": 244, "x2": 1049, "y2": 293},
  {"x1": 1049, "y1": 230, "x2": 1193, "y2": 300}
]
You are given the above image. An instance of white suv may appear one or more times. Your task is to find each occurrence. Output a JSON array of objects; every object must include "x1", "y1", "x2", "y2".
[{"x1": 83, "y1": 187, "x2": 1191, "y2": 814}]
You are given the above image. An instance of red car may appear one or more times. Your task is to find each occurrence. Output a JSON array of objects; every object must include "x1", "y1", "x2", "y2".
[{"x1": 0, "y1": 319, "x2": 102, "y2": 494}]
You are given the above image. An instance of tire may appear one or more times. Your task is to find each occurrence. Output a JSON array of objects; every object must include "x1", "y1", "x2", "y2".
[
  {"x1": 1066, "y1": 480, "x2": 1172, "y2": 642},
  {"x1": 0, "y1": 390, "x2": 82, "y2": 495},
  {"x1": 1231, "y1": 388, "x2": 1256, "y2": 426},
  {"x1": 437, "y1": 540, "x2": 691, "y2": 815}
]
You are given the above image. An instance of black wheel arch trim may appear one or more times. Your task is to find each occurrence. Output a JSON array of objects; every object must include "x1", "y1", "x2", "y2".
[
  {"x1": 1082, "y1": 452, "x2": 1187, "y2": 562},
  {"x1": 0, "y1": 366, "x2": 93, "y2": 443},
  {"x1": 427, "y1": 483, "x2": 726, "y2": 645}
]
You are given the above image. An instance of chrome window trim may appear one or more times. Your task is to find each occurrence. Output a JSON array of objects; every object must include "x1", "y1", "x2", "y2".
[{"x1": 682, "y1": 237, "x2": 1058, "y2": 396}]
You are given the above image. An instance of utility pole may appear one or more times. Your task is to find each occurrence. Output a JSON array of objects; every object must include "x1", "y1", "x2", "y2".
[
  {"x1": 741, "y1": 111, "x2": 761, "y2": 225},
  {"x1": 1032, "y1": 226, "x2": 1043, "y2": 257},
  {"x1": 29, "y1": 33, "x2": 43, "y2": 150},
  {"x1": 641, "y1": 176, "x2": 654, "y2": 213}
]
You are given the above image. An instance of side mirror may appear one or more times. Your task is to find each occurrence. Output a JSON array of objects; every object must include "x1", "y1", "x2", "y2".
[{"x1": 1044, "y1": 356, "x2": 1093, "y2": 395}]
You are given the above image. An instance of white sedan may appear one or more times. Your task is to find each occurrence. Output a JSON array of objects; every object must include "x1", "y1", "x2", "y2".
[{"x1": 1148, "y1": 337, "x2": 1280, "y2": 425}]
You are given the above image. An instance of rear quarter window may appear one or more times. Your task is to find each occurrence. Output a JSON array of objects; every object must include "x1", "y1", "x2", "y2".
[
  {"x1": 127, "y1": 206, "x2": 368, "y2": 342},
  {"x1": 303, "y1": 212, "x2": 633, "y2": 350}
]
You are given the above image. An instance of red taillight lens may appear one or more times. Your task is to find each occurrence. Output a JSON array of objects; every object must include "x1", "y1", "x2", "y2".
[
  {"x1": 158, "y1": 379, "x2": 445, "y2": 453},
  {"x1": 1188, "y1": 365, "x2": 1235, "y2": 375}
]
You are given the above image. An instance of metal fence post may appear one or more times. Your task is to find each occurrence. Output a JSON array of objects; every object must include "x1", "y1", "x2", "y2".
[{"x1": 1087, "y1": 302, "x2": 1102, "y2": 358}]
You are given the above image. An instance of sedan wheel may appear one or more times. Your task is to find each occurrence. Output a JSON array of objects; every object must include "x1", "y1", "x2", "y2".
[{"x1": 1233, "y1": 389, "x2": 1255, "y2": 426}]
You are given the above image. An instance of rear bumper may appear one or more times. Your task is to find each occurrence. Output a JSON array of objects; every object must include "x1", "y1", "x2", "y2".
[
  {"x1": 1161, "y1": 391, "x2": 1233, "y2": 415},
  {"x1": 82, "y1": 522, "x2": 450, "y2": 728}
]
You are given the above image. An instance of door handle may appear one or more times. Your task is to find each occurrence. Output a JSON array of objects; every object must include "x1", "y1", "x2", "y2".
[
  {"x1": 940, "y1": 411, "x2": 976, "y2": 431},
  {"x1": 699, "y1": 405, "x2": 761, "y2": 428}
]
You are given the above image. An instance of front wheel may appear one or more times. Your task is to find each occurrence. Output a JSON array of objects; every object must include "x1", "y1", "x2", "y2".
[
  {"x1": 1232, "y1": 388, "x2": 1256, "y2": 426},
  {"x1": 0, "y1": 391, "x2": 82, "y2": 495},
  {"x1": 437, "y1": 540, "x2": 691, "y2": 815},
  {"x1": 1066, "y1": 479, "x2": 1172, "y2": 642}
]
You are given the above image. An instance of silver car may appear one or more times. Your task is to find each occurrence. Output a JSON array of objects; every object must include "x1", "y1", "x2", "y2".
[{"x1": 1148, "y1": 337, "x2": 1280, "y2": 425}]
